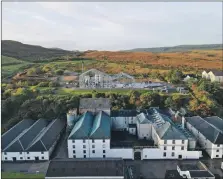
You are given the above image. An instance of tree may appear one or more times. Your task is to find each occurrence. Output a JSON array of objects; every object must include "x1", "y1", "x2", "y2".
[
  {"x1": 49, "y1": 81, "x2": 59, "y2": 87},
  {"x1": 37, "y1": 82, "x2": 49, "y2": 87},
  {"x1": 55, "y1": 69, "x2": 64, "y2": 75}
]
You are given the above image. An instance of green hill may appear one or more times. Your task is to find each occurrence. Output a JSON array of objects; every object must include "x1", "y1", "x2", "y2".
[
  {"x1": 1, "y1": 55, "x2": 26, "y2": 66},
  {"x1": 1, "y1": 40, "x2": 77, "y2": 62},
  {"x1": 125, "y1": 44, "x2": 223, "y2": 53}
]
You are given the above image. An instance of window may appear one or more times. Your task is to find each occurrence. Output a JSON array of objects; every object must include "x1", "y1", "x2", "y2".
[
  {"x1": 172, "y1": 146, "x2": 175, "y2": 150},
  {"x1": 145, "y1": 155, "x2": 147, "y2": 158},
  {"x1": 27, "y1": 157, "x2": 30, "y2": 159},
  {"x1": 4, "y1": 152, "x2": 7, "y2": 155},
  {"x1": 27, "y1": 152, "x2": 29, "y2": 154},
  {"x1": 73, "y1": 150, "x2": 75, "y2": 153},
  {"x1": 163, "y1": 152, "x2": 166, "y2": 157},
  {"x1": 181, "y1": 146, "x2": 184, "y2": 150},
  {"x1": 164, "y1": 147, "x2": 167, "y2": 150},
  {"x1": 83, "y1": 139, "x2": 86, "y2": 143},
  {"x1": 92, "y1": 145, "x2": 95, "y2": 148},
  {"x1": 103, "y1": 139, "x2": 105, "y2": 143},
  {"x1": 72, "y1": 140, "x2": 75, "y2": 143},
  {"x1": 216, "y1": 155, "x2": 219, "y2": 157},
  {"x1": 172, "y1": 152, "x2": 175, "y2": 157},
  {"x1": 20, "y1": 152, "x2": 22, "y2": 154},
  {"x1": 217, "y1": 144, "x2": 220, "y2": 147},
  {"x1": 216, "y1": 150, "x2": 219, "y2": 152},
  {"x1": 73, "y1": 145, "x2": 75, "y2": 148},
  {"x1": 182, "y1": 140, "x2": 184, "y2": 144},
  {"x1": 83, "y1": 145, "x2": 86, "y2": 148},
  {"x1": 41, "y1": 152, "x2": 44, "y2": 154},
  {"x1": 92, "y1": 139, "x2": 95, "y2": 143},
  {"x1": 83, "y1": 150, "x2": 86, "y2": 154},
  {"x1": 102, "y1": 144, "x2": 106, "y2": 148},
  {"x1": 5, "y1": 157, "x2": 7, "y2": 160},
  {"x1": 73, "y1": 155, "x2": 76, "y2": 158},
  {"x1": 103, "y1": 150, "x2": 105, "y2": 153},
  {"x1": 172, "y1": 140, "x2": 175, "y2": 144},
  {"x1": 92, "y1": 150, "x2": 95, "y2": 153},
  {"x1": 42, "y1": 157, "x2": 44, "y2": 159},
  {"x1": 103, "y1": 155, "x2": 106, "y2": 158},
  {"x1": 20, "y1": 157, "x2": 23, "y2": 159},
  {"x1": 164, "y1": 140, "x2": 167, "y2": 144},
  {"x1": 84, "y1": 155, "x2": 86, "y2": 158}
]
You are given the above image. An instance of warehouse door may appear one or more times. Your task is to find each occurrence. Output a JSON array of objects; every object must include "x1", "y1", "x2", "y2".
[{"x1": 134, "y1": 151, "x2": 141, "y2": 160}]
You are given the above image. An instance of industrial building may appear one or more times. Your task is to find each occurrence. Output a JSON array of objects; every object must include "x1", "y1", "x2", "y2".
[
  {"x1": 67, "y1": 106, "x2": 202, "y2": 160},
  {"x1": 185, "y1": 116, "x2": 223, "y2": 159},
  {"x1": 45, "y1": 159, "x2": 125, "y2": 179},
  {"x1": 2, "y1": 118, "x2": 65, "y2": 161}
]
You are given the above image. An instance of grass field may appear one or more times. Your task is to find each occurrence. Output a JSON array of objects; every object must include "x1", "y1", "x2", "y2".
[
  {"x1": 1, "y1": 56, "x2": 26, "y2": 65},
  {"x1": 1, "y1": 172, "x2": 44, "y2": 179}
]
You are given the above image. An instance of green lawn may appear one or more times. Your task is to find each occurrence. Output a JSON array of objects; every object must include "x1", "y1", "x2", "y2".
[
  {"x1": 1, "y1": 172, "x2": 44, "y2": 179},
  {"x1": 1, "y1": 56, "x2": 26, "y2": 65}
]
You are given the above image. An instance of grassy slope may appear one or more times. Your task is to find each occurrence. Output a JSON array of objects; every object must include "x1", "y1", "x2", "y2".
[{"x1": 1, "y1": 56, "x2": 33, "y2": 78}]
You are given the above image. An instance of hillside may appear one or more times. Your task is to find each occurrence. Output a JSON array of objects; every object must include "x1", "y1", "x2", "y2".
[
  {"x1": 83, "y1": 50, "x2": 223, "y2": 72},
  {"x1": 1, "y1": 40, "x2": 77, "y2": 61},
  {"x1": 125, "y1": 44, "x2": 223, "y2": 53}
]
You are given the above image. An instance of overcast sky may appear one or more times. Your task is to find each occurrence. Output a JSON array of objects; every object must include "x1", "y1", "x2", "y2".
[{"x1": 2, "y1": 2, "x2": 222, "y2": 51}]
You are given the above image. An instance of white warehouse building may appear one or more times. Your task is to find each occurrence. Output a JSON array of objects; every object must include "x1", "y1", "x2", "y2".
[
  {"x1": 67, "y1": 108, "x2": 202, "y2": 160},
  {"x1": 1, "y1": 118, "x2": 65, "y2": 162},
  {"x1": 186, "y1": 116, "x2": 223, "y2": 159}
]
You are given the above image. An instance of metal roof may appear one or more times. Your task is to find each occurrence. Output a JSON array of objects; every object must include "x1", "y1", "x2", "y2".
[
  {"x1": 1, "y1": 119, "x2": 35, "y2": 150},
  {"x1": 209, "y1": 70, "x2": 223, "y2": 76},
  {"x1": 189, "y1": 171, "x2": 214, "y2": 178},
  {"x1": 186, "y1": 116, "x2": 223, "y2": 144},
  {"x1": 69, "y1": 112, "x2": 94, "y2": 139},
  {"x1": 27, "y1": 118, "x2": 66, "y2": 151},
  {"x1": 204, "y1": 116, "x2": 223, "y2": 132},
  {"x1": 79, "y1": 69, "x2": 111, "y2": 78},
  {"x1": 45, "y1": 159, "x2": 124, "y2": 177},
  {"x1": 90, "y1": 111, "x2": 111, "y2": 139},
  {"x1": 79, "y1": 98, "x2": 111, "y2": 109}
]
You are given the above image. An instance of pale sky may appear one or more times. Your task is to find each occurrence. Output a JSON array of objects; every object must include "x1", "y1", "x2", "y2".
[{"x1": 2, "y1": 2, "x2": 222, "y2": 51}]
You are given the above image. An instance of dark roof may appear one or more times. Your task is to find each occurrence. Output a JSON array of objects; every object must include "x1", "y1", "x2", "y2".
[
  {"x1": 164, "y1": 170, "x2": 183, "y2": 179},
  {"x1": 111, "y1": 110, "x2": 138, "y2": 117},
  {"x1": 190, "y1": 171, "x2": 214, "y2": 177},
  {"x1": 45, "y1": 159, "x2": 124, "y2": 177},
  {"x1": 210, "y1": 70, "x2": 223, "y2": 76},
  {"x1": 204, "y1": 116, "x2": 223, "y2": 132},
  {"x1": 1, "y1": 119, "x2": 35, "y2": 150},
  {"x1": 3, "y1": 119, "x2": 49, "y2": 152},
  {"x1": 80, "y1": 98, "x2": 111, "y2": 109},
  {"x1": 186, "y1": 116, "x2": 223, "y2": 144},
  {"x1": 27, "y1": 118, "x2": 65, "y2": 151}
]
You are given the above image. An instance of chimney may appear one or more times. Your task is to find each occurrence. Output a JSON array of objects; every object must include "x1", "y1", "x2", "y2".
[{"x1": 182, "y1": 116, "x2": 185, "y2": 129}]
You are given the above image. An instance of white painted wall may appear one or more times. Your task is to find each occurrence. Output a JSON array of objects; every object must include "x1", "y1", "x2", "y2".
[
  {"x1": 137, "y1": 123, "x2": 152, "y2": 139},
  {"x1": 128, "y1": 128, "x2": 136, "y2": 135},
  {"x1": 1, "y1": 152, "x2": 25, "y2": 161},
  {"x1": 107, "y1": 148, "x2": 133, "y2": 159},
  {"x1": 111, "y1": 116, "x2": 137, "y2": 131},
  {"x1": 25, "y1": 151, "x2": 49, "y2": 160},
  {"x1": 68, "y1": 139, "x2": 110, "y2": 159}
]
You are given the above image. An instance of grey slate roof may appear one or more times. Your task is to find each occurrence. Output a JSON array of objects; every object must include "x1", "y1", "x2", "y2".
[
  {"x1": 3, "y1": 119, "x2": 49, "y2": 152},
  {"x1": 45, "y1": 159, "x2": 124, "y2": 177},
  {"x1": 89, "y1": 111, "x2": 111, "y2": 139},
  {"x1": 79, "y1": 98, "x2": 111, "y2": 109},
  {"x1": 27, "y1": 118, "x2": 66, "y2": 151},
  {"x1": 137, "y1": 113, "x2": 151, "y2": 124},
  {"x1": 111, "y1": 110, "x2": 138, "y2": 117},
  {"x1": 210, "y1": 70, "x2": 223, "y2": 76},
  {"x1": 189, "y1": 171, "x2": 214, "y2": 178},
  {"x1": 1, "y1": 119, "x2": 35, "y2": 150},
  {"x1": 204, "y1": 116, "x2": 223, "y2": 132},
  {"x1": 186, "y1": 116, "x2": 223, "y2": 144}
]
